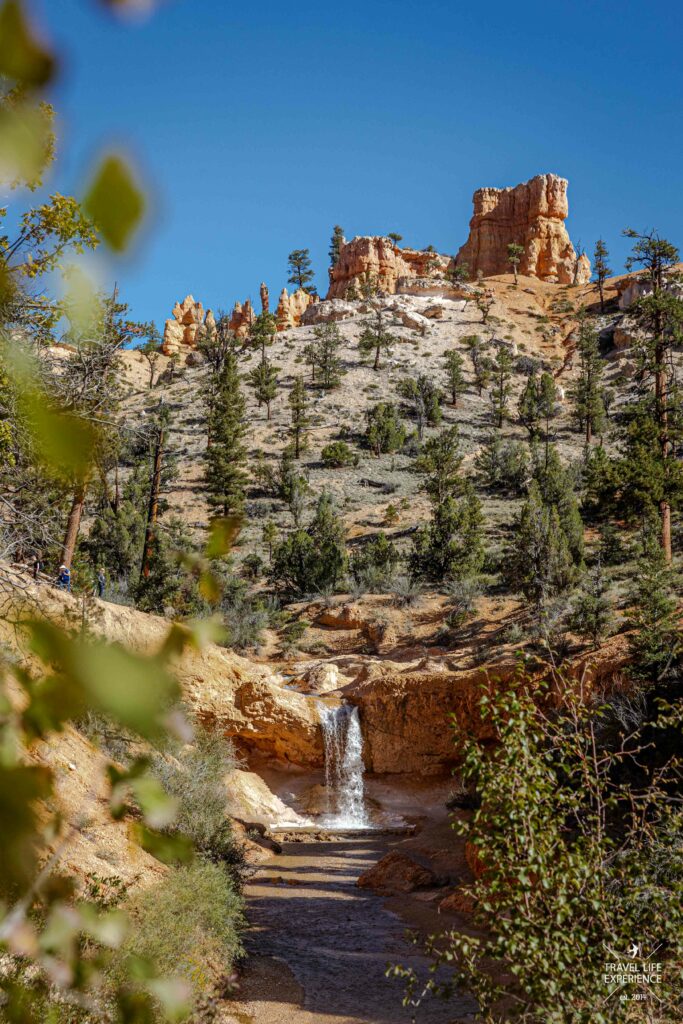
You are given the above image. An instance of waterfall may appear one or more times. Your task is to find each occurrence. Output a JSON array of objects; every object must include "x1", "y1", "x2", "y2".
[{"x1": 318, "y1": 703, "x2": 368, "y2": 828}]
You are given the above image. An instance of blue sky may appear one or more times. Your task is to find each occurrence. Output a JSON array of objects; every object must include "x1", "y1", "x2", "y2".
[{"x1": 29, "y1": 0, "x2": 683, "y2": 328}]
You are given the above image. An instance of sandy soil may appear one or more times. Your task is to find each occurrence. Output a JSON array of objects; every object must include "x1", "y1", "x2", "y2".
[{"x1": 221, "y1": 834, "x2": 476, "y2": 1024}]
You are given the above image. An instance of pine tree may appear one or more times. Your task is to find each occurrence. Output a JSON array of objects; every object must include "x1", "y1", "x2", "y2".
[
  {"x1": 443, "y1": 350, "x2": 466, "y2": 406},
  {"x1": 532, "y1": 444, "x2": 584, "y2": 563},
  {"x1": 409, "y1": 483, "x2": 484, "y2": 583},
  {"x1": 507, "y1": 482, "x2": 576, "y2": 604},
  {"x1": 287, "y1": 249, "x2": 315, "y2": 294},
  {"x1": 271, "y1": 491, "x2": 347, "y2": 596},
  {"x1": 387, "y1": 233, "x2": 403, "y2": 247},
  {"x1": 398, "y1": 374, "x2": 442, "y2": 439},
  {"x1": 365, "y1": 402, "x2": 406, "y2": 456},
  {"x1": 628, "y1": 537, "x2": 680, "y2": 681},
  {"x1": 463, "y1": 335, "x2": 492, "y2": 395},
  {"x1": 593, "y1": 238, "x2": 612, "y2": 313},
  {"x1": 329, "y1": 225, "x2": 345, "y2": 268},
  {"x1": 204, "y1": 351, "x2": 248, "y2": 519},
  {"x1": 570, "y1": 307, "x2": 605, "y2": 443},
  {"x1": 311, "y1": 322, "x2": 345, "y2": 389},
  {"x1": 358, "y1": 305, "x2": 394, "y2": 370},
  {"x1": 490, "y1": 345, "x2": 514, "y2": 427},
  {"x1": 519, "y1": 370, "x2": 557, "y2": 445},
  {"x1": 414, "y1": 426, "x2": 462, "y2": 504},
  {"x1": 474, "y1": 289, "x2": 495, "y2": 324},
  {"x1": 247, "y1": 357, "x2": 279, "y2": 420},
  {"x1": 248, "y1": 312, "x2": 277, "y2": 359},
  {"x1": 507, "y1": 243, "x2": 525, "y2": 285},
  {"x1": 288, "y1": 376, "x2": 309, "y2": 458},
  {"x1": 622, "y1": 228, "x2": 683, "y2": 561},
  {"x1": 569, "y1": 564, "x2": 613, "y2": 646}
]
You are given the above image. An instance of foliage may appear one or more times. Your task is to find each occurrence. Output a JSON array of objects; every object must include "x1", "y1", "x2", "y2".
[
  {"x1": 506, "y1": 241, "x2": 524, "y2": 283},
  {"x1": 271, "y1": 491, "x2": 347, "y2": 597},
  {"x1": 247, "y1": 311, "x2": 276, "y2": 358},
  {"x1": 414, "y1": 426, "x2": 462, "y2": 504},
  {"x1": 398, "y1": 374, "x2": 442, "y2": 439},
  {"x1": 288, "y1": 375, "x2": 309, "y2": 459},
  {"x1": 349, "y1": 532, "x2": 400, "y2": 591},
  {"x1": 204, "y1": 350, "x2": 248, "y2": 519},
  {"x1": 593, "y1": 238, "x2": 612, "y2": 312},
  {"x1": 287, "y1": 248, "x2": 315, "y2": 293},
  {"x1": 518, "y1": 369, "x2": 557, "y2": 439},
  {"x1": 309, "y1": 322, "x2": 346, "y2": 389},
  {"x1": 328, "y1": 224, "x2": 344, "y2": 267},
  {"x1": 442, "y1": 349, "x2": 466, "y2": 406},
  {"x1": 392, "y1": 681, "x2": 683, "y2": 1024},
  {"x1": 506, "y1": 481, "x2": 579, "y2": 604},
  {"x1": 358, "y1": 305, "x2": 394, "y2": 370},
  {"x1": 150, "y1": 726, "x2": 242, "y2": 868},
  {"x1": 409, "y1": 483, "x2": 484, "y2": 583},
  {"x1": 110, "y1": 860, "x2": 243, "y2": 1011},
  {"x1": 570, "y1": 307, "x2": 605, "y2": 442},
  {"x1": 489, "y1": 344, "x2": 514, "y2": 427},
  {"x1": 569, "y1": 563, "x2": 613, "y2": 646},
  {"x1": 321, "y1": 440, "x2": 356, "y2": 468},
  {"x1": 474, "y1": 432, "x2": 529, "y2": 495},
  {"x1": 365, "y1": 401, "x2": 406, "y2": 456},
  {"x1": 247, "y1": 355, "x2": 279, "y2": 419},
  {"x1": 628, "y1": 541, "x2": 681, "y2": 681}
]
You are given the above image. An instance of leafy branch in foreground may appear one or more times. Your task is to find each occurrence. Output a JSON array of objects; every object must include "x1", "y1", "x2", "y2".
[{"x1": 389, "y1": 678, "x2": 683, "y2": 1023}]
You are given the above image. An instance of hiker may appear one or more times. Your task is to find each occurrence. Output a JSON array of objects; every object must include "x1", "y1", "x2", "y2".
[
  {"x1": 32, "y1": 552, "x2": 44, "y2": 580},
  {"x1": 56, "y1": 564, "x2": 71, "y2": 592},
  {"x1": 95, "y1": 567, "x2": 106, "y2": 599}
]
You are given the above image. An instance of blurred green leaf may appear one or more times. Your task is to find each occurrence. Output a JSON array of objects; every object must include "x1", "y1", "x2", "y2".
[
  {"x1": 0, "y1": 763, "x2": 52, "y2": 891},
  {"x1": 146, "y1": 976, "x2": 193, "y2": 1022},
  {"x1": 83, "y1": 154, "x2": 145, "y2": 252},
  {"x1": 0, "y1": 0, "x2": 56, "y2": 87},
  {"x1": 159, "y1": 617, "x2": 226, "y2": 661},
  {"x1": 205, "y1": 516, "x2": 241, "y2": 559},
  {"x1": 27, "y1": 622, "x2": 179, "y2": 739},
  {"x1": 0, "y1": 100, "x2": 53, "y2": 187},
  {"x1": 133, "y1": 824, "x2": 193, "y2": 865},
  {"x1": 4, "y1": 345, "x2": 97, "y2": 481}
]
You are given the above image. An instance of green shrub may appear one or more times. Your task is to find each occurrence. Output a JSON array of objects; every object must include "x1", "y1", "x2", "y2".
[
  {"x1": 111, "y1": 860, "x2": 244, "y2": 1013},
  {"x1": 150, "y1": 728, "x2": 243, "y2": 870},
  {"x1": 321, "y1": 440, "x2": 357, "y2": 467},
  {"x1": 365, "y1": 402, "x2": 406, "y2": 456}
]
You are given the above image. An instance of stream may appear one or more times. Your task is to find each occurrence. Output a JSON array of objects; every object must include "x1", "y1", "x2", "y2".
[{"x1": 222, "y1": 832, "x2": 476, "y2": 1024}]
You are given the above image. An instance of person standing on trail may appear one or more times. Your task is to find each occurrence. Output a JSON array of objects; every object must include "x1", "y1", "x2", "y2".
[
  {"x1": 57, "y1": 564, "x2": 71, "y2": 592},
  {"x1": 32, "y1": 553, "x2": 44, "y2": 580},
  {"x1": 96, "y1": 567, "x2": 106, "y2": 599}
]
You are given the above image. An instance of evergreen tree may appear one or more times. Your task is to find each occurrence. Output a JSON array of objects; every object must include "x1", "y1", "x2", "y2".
[
  {"x1": 414, "y1": 426, "x2": 462, "y2": 504},
  {"x1": 204, "y1": 351, "x2": 248, "y2": 519},
  {"x1": 271, "y1": 492, "x2": 347, "y2": 597},
  {"x1": 311, "y1": 322, "x2": 345, "y2": 389},
  {"x1": 248, "y1": 312, "x2": 277, "y2": 359},
  {"x1": 519, "y1": 370, "x2": 557, "y2": 443},
  {"x1": 569, "y1": 564, "x2": 613, "y2": 646},
  {"x1": 532, "y1": 445, "x2": 584, "y2": 563},
  {"x1": 507, "y1": 242, "x2": 525, "y2": 285},
  {"x1": 140, "y1": 326, "x2": 163, "y2": 388},
  {"x1": 474, "y1": 289, "x2": 495, "y2": 324},
  {"x1": 247, "y1": 357, "x2": 279, "y2": 420},
  {"x1": 443, "y1": 350, "x2": 466, "y2": 406},
  {"x1": 198, "y1": 311, "x2": 237, "y2": 375},
  {"x1": 350, "y1": 532, "x2": 399, "y2": 590},
  {"x1": 329, "y1": 225, "x2": 345, "y2": 268},
  {"x1": 570, "y1": 307, "x2": 605, "y2": 443},
  {"x1": 287, "y1": 249, "x2": 315, "y2": 294},
  {"x1": 288, "y1": 376, "x2": 309, "y2": 458},
  {"x1": 358, "y1": 305, "x2": 394, "y2": 370},
  {"x1": 507, "y1": 482, "x2": 576, "y2": 604},
  {"x1": 262, "y1": 520, "x2": 278, "y2": 561},
  {"x1": 621, "y1": 228, "x2": 683, "y2": 561},
  {"x1": 365, "y1": 402, "x2": 406, "y2": 456},
  {"x1": 628, "y1": 540, "x2": 681, "y2": 681},
  {"x1": 463, "y1": 335, "x2": 492, "y2": 396},
  {"x1": 474, "y1": 433, "x2": 529, "y2": 495},
  {"x1": 593, "y1": 238, "x2": 612, "y2": 313},
  {"x1": 387, "y1": 233, "x2": 403, "y2": 247},
  {"x1": 490, "y1": 344, "x2": 514, "y2": 427},
  {"x1": 398, "y1": 374, "x2": 442, "y2": 439},
  {"x1": 409, "y1": 483, "x2": 484, "y2": 583}
]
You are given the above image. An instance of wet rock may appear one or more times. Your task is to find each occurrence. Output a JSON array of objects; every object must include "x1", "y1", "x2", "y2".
[{"x1": 357, "y1": 850, "x2": 436, "y2": 894}]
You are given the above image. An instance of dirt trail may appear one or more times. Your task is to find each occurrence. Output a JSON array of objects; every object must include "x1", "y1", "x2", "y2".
[{"x1": 222, "y1": 835, "x2": 475, "y2": 1024}]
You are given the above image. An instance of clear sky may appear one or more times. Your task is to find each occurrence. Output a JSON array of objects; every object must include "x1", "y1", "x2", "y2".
[{"x1": 31, "y1": 0, "x2": 683, "y2": 329}]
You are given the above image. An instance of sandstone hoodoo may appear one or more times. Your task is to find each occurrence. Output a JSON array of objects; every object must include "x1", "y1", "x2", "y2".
[
  {"x1": 162, "y1": 294, "x2": 215, "y2": 355},
  {"x1": 456, "y1": 173, "x2": 591, "y2": 285},
  {"x1": 327, "y1": 235, "x2": 453, "y2": 299}
]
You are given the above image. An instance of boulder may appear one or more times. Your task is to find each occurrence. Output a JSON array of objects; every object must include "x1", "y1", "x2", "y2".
[
  {"x1": 356, "y1": 850, "x2": 436, "y2": 895},
  {"x1": 456, "y1": 173, "x2": 591, "y2": 285},
  {"x1": 301, "y1": 298, "x2": 357, "y2": 325}
]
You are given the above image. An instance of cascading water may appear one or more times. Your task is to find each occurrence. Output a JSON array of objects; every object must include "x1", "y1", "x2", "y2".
[{"x1": 318, "y1": 703, "x2": 369, "y2": 828}]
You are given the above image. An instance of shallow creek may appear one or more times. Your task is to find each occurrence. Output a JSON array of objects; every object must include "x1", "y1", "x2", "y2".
[{"x1": 222, "y1": 832, "x2": 476, "y2": 1024}]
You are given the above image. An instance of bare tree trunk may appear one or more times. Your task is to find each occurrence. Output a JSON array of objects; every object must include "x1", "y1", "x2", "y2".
[
  {"x1": 61, "y1": 483, "x2": 86, "y2": 567},
  {"x1": 140, "y1": 421, "x2": 165, "y2": 581},
  {"x1": 655, "y1": 338, "x2": 672, "y2": 562}
]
